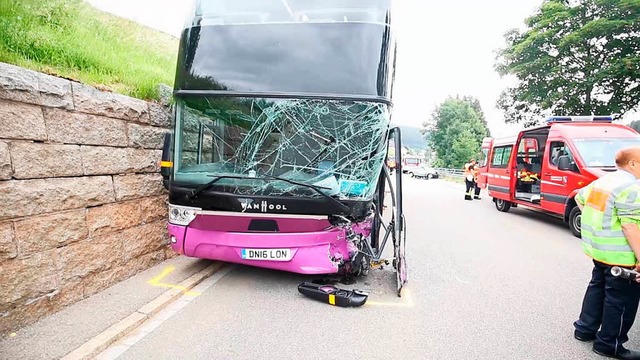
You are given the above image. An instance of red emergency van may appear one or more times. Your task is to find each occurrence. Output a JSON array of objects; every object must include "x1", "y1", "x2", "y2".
[{"x1": 477, "y1": 116, "x2": 640, "y2": 238}]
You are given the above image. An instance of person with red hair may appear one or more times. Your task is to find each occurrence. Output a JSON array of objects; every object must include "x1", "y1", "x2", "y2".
[{"x1": 573, "y1": 146, "x2": 640, "y2": 359}]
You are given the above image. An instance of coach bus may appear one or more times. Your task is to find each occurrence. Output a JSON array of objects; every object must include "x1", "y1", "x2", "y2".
[{"x1": 160, "y1": 0, "x2": 407, "y2": 295}]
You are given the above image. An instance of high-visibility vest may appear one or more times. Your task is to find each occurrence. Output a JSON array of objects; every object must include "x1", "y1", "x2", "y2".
[
  {"x1": 464, "y1": 163, "x2": 473, "y2": 181},
  {"x1": 576, "y1": 170, "x2": 640, "y2": 266}
]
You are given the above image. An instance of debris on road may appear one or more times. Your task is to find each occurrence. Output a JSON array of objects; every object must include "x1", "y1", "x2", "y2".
[{"x1": 297, "y1": 281, "x2": 369, "y2": 307}]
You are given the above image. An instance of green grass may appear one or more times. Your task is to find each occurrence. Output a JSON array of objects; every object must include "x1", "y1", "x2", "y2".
[
  {"x1": 0, "y1": 0, "x2": 178, "y2": 101},
  {"x1": 442, "y1": 175, "x2": 464, "y2": 184}
]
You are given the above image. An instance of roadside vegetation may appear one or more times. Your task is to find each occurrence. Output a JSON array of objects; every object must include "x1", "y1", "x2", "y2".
[
  {"x1": 422, "y1": 95, "x2": 491, "y2": 169},
  {"x1": 0, "y1": 0, "x2": 179, "y2": 101}
]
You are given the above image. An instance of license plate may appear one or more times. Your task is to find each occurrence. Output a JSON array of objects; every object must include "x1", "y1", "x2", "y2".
[{"x1": 241, "y1": 248, "x2": 292, "y2": 261}]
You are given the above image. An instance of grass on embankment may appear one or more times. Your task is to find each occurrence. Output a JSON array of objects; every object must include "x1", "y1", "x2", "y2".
[
  {"x1": 0, "y1": 0, "x2": 178, "y2": 101},
  {"x1": 442, "y1": 175, "x2": 464, "y2": 184}
]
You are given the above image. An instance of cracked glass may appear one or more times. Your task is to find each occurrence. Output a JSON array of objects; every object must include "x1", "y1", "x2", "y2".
[{"x1": 174, "y1": 97, "x2": 390, "y2": 200}]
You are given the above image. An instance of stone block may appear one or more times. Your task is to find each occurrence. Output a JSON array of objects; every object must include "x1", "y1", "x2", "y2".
[
  {"x1": 14, "y1": 209, "x2": 88, "y2": 256},
  {"x1": 81, "y1": 146, "x2": 160, "y2": 175},
  {"x1": 0, "y1": 176, "x2": 115, "y2": 220},
  {"x1": 113, "y1": 173, "x2": 166, "y2": 201},
  {"x1": 0, "y1": 222, "x2": 17, "y2": 261},
  {"x1": 0, "y1": 251, "x2": 58, "y2": 309},
  {"x1": 10, "y1": 142, "x2": 83, "y2": 179},
  {"x1": 36, "y1": 71, "x2": 74, "y2": 109},
  {"x1": 45, "y1": 108, "x2": 128, "y2": 147},
  {"x1": 87, "y1": 196, "x2": 166, "y2": 237},
  {"x1": 123, "y1": 221, "x2": 167, "y2": 261},
  {"x1": 128, "y1": 124, "x2": 169, "y2": 149},
  {"x1": 72, "y1": 82, "x2": 149, "y2": 123},
  {"x1": 0, "y1": 141, "x2": 11, "y2": 180},
  {"x1": 117, "y1": 249, "x2": 166, "y2": 281},
  {"x1": 0, "y1": 99, "x2": 47, "y2": 141},
  {"x1": 157, "y1": 84, "x2": 173, "y2": 106},
  {"x1": 149, "y1": 102, "x2": 172, "y2": 127},
  {"x1": 0, "y1": 62, "x2": 73, "y2": 109},
  {"x1": 81, "y1": 266, "x2": 130, "y2": 298},
  {"x1": 57, "y1": 233, "x2": 124, "y2": 282}
]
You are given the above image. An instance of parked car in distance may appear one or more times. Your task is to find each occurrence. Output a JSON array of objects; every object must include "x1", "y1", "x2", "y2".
[{"x1": 407, "y1": 165, "x2": 439, "y2": 179}]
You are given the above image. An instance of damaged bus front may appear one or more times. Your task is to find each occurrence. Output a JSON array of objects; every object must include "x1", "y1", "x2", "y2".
[{"x1": 161, "y1": 0, "x2": 407, "y2": 295}]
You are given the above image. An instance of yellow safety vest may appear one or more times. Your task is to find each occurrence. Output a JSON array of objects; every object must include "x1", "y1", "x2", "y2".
[{"x1": 576, "y1": 170, "x2": 640, "y2": 266}]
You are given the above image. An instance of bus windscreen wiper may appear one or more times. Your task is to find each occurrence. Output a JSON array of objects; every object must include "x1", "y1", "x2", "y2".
[
  {"x1": 188, "y1": 175, "x2": 253, "y2": 200},
  {"x1": 189, "y1": 172, "x2": 350, "y2": 213},
  {"x1": 253, "y1": 171, "x2": 350, "y2": 213}
]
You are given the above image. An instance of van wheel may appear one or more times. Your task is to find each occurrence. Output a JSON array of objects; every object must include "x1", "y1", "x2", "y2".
[
  {"x1": 426, "y1": 174, "x2": 433, "y2": 180},
  {"x1": 495, "y1": 198, "x2": 511, "y2": 212},
  {"x1": 569, "y1": 206, "x2": 581, "y2": 238}
]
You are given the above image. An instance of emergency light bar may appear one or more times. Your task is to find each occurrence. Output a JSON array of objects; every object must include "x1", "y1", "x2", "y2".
[{"x1": 546, "y1": 115, "x2": 613, "y2": 123}]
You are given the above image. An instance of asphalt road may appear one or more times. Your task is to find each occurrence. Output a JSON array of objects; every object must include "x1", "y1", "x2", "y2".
[{"x1": 99, "y1": 177, "x2": 640, "y2": 360}]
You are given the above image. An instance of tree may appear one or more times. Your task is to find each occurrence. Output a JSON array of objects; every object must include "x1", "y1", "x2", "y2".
[
  {"x1": 629, "y1": 120, "x2": 640, "y2": 132},
  {"x1": 495, "y1": 0, "x2": 640, "y2": 127},
  {"x1": 462, "y1": 95, "x2": 492, "y2": 137},
  {"x1": 423, "y1": 97, "x2": 489, "y2": 168}
]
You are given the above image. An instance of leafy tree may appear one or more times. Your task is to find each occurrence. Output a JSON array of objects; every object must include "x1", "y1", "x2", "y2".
[
  {"x1": 495, "y1": 0, "x2": 640, "y2": 127},
  {"x1": 462, "y1": 95, "x2": 492, "y2": 137},
  {"x1": 423, "y1": 97, "x2": 489, "y2": 168}
]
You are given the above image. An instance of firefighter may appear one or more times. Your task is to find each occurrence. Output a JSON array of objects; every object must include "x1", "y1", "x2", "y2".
[
  {"x1": 573, "y1": 146, "x2": 640, "y2": 360},
  {"x1": 472, "y1": 164, "x2": 481, "y2": 200},
  {"x1": 463, "y1": 159, "x2": 476, "y2": 201}
]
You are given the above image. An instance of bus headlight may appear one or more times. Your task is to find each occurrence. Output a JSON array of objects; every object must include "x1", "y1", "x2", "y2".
[{"x1": 168, "y1": 204, "x2": 200, "y2": 226}]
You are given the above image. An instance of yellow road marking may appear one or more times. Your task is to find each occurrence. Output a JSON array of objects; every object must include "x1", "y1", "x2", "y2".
[
  {"x1": 366, "y1": 288, "x2": 414, "y2": 308},
  {"x1": 147, "y1": 266, "x2": 201, "y2": 297}
]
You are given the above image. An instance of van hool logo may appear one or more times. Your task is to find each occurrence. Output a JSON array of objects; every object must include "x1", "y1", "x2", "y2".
[{"x1": 240, "y1": 200, "x2": 287, "y2": 212}]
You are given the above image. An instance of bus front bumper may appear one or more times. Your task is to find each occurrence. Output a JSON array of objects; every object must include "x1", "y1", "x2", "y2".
[{"x1": 167, "y1": 224, "x2": 351, "y2": 275}]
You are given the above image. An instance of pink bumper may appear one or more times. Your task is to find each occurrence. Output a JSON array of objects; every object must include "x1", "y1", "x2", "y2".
[{"x1": 167, "y1": 223, "x2": 350, "y2": 275}]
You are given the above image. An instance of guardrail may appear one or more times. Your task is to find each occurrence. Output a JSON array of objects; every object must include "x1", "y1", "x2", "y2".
[{"x1": 433, "y1": 168, "x2": 464, "y2": 178}]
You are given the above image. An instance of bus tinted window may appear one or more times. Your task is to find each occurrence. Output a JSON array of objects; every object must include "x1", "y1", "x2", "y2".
[
  {"x1": 175, "y1": 22, "x2": 394, "y2": 97},
  {"x1": 189, "y1": 0, "x2": 391, "y2": 26}
]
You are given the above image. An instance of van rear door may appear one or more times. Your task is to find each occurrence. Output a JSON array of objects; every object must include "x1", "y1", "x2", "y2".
[{"x1": 477, "y1": 138, "x2": 492, "y2": 189}]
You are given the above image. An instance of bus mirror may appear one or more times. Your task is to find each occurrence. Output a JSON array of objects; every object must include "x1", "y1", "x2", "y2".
[
  {"x1": 161, "y1": 133, "x2": 173, "y2": 182},
  {"x1": 557, "y1": 155, "x2": 571, "y2": 171}
]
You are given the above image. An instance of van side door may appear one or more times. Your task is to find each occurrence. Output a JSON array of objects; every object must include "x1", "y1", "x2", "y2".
[{"x1": 487, "y1": 144, "x2": 514, "y2": 200}]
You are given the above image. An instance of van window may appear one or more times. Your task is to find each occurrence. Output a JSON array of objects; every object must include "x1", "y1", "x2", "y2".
[
  {"x1": 479, "y1": 148, "x2": 489, "y2": 167},
  {"x1": 491, "y1": 145, "x2": 512, "y2": 168},
  {"x1": 549, "y1": 141, "x2": 577, "y2": 171}
]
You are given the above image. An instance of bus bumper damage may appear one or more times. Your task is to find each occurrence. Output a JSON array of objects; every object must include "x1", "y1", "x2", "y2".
[{"x1": 167, "y1": 214, "x2": 371, "y2": 275}]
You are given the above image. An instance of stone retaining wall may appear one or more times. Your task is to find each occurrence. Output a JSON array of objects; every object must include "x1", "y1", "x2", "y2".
[{"x1": 0, "y1": 62, "x2": 174, "y2": 334}]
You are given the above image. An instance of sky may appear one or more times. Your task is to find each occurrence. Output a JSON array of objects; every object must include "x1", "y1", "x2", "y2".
[{"x1": 85, "y1": 0, "x2": 627, "y2": 138}]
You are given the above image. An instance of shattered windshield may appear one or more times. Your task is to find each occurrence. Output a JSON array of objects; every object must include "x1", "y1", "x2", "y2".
[{"x1": 174, "y1": 97, "x2": 390, "y2": 200}]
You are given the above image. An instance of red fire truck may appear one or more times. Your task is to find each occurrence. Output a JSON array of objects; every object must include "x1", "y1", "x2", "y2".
[{"x1": 476, "y1": 116, "x2": 640, "y2": 237}]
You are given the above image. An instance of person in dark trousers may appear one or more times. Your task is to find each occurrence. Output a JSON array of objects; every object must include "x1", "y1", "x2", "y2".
[
  {"x1": 573, "y1": 147, "x2": 640, "y2": 360},
  {"x1": 472, "y1": 163, "x2": 481, "y2": 200},
  {"x1": 463, "y1": 159, "x2": 476, "y2": 200}
]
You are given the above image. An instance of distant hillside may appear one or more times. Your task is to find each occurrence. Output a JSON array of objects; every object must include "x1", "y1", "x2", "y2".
[{"x1": 0, "y1": 0, "x2": 178, "y2": 100}]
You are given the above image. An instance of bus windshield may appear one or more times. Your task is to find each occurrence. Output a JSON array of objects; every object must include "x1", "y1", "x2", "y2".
[
  {"x1": 573, "y1": 137, "x2": 640, "y2": 168},
  {"x1": 173, "y1": 97, "x2": 390, "y2": 199}
]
